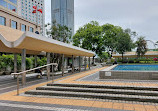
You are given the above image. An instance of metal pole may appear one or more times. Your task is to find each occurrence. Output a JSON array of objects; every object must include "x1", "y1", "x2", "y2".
[
  {"x1": 17, "y1": 75, "x2": 19, "y2": 95},
  {"x1": 79, "y1": 56, "x2": 81, "y2": 72},
  {"x1": 72, "y1": 55, "x2": 74, "y2": 73},
  {"x1": 34, "y1": 55, "x2": 37, "y2": 67},
  {"x1": 62, "y1": 54, "x2": 64, "y2": 76},
  {"x1": 47, "y1": 52, "x2": 50, "y2": 80},
  {"x1": 14, "y1": 53, "x2": 17, "y2": 79},
  {"x1": 52, "y1": 65, "x2": 54, "y2": 83},
  {"x1": 89, "y1": 57, "x2": 91, "y2": 70},
  {"x1": 85, "y1": 57, "x2": 87, "y2": 71},
  {"x1": 21, "y1": 49, "x2": 26, "y2": 85}
]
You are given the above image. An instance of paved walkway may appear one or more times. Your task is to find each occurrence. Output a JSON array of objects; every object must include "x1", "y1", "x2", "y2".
[
  {"x1": 0, "y1": 65, "x2": 100, "y2": 94},
  {"x1": 1, "y1": 66, "x2": 158, "y2": 111}
]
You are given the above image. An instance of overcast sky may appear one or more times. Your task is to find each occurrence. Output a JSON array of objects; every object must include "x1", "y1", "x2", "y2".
[{"x1": 45, "y1": 0, "x2": 158, "y2": 49}]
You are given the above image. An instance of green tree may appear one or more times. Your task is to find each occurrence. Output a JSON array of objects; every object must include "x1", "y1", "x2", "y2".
[
  {"x1": 45, "y1": 21, "x2": 72, "y2": 71},
  {"x1": 102, "y1": 24, "x2": 123, "y2": 58},
  {"x1": 136, "y1": 37, "x2": 148, "y2": 58},
  {"x1": 73, "y1": 21, "x2": 104, "y2": 63},
  {"x1": 124, "y1": 28, "x2": 137, "y2": 39},
  {"x1": 116, "y1": 31, "x2": 134, "y2": 62},
  {"x1": 98, "y1": 52, "x2": 109, "y2": 62},
  {"x1": 45, "y1": 20, "x2": 72, "y2": 43}
]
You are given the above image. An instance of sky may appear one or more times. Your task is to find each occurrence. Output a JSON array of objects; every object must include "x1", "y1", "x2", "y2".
[{"x1": 45, "y1": 0, "x2": 158, "y2": 49}]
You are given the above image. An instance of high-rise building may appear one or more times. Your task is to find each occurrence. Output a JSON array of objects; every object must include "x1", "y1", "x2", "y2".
[
  {"x1": 0, "y1": 0, "x2": 18, "y2": 12},
  {"x1": 51, "y1": 0, "x2": 74, "y2": 36},
  {"x1": 0, "y1": 0, "x2": 45, "y2": 35},
  {"x1": 18, "y1": 0, "x2": 45, "y2": 35}
]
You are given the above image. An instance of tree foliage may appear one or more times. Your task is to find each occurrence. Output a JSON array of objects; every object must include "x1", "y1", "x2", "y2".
[
  {"x1": 0, "y1": 54, "x2": 47, "y2": 73},
  {"x1": 73, "y1": 21, "x2": 135, "y2": 62},
  {"x1": 116, "y1": 31, "x2": 134, "y2": 62},
  {"x1": 102, "y1": 24, "x2": 123, "y2": 58},
  {"x1": 45, "y1": 20, "x2": 72, "y2": 43},
  {"x1": 136, "y1": 37, "x2": 148, "y2": 58},
  {"x1": 73, "y1": 21, "x2": 104, "y2": 55},
  {"x1": 45, "y1": 21, "x2": 72, "y2": 70},
  {"x1": 98, "y1": 52, "x2": 109, "y2": 62}
]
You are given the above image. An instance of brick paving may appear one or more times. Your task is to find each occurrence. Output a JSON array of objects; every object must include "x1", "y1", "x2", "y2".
[{"x1": 1, "y1": 66, "x2": 158, "y2": 111}]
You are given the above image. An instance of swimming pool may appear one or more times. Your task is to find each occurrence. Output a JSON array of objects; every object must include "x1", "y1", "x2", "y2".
[
  {"x1": 99, "y1": 65, "x2": 158, "y2": 80},
  {"x1": 113, "y1": 65, "x2": 158, "y2": 71}
]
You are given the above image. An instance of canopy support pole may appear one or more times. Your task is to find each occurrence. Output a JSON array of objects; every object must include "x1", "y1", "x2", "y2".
[
  {"x1": 62, "y1": 54, "x2": 65, "y2": 76},
  {"x1": 79, "y1": 56, "x2": 81, "y2": 72},
  {"x1": 47, "y1": 52, "x2": 50, "y2": 80},
  {"x1": 14, "y1": 53, "x2": 17, "y2": 79},
  {"x1": 72, "y1": 55, "x2": 74, "y2": 73},
  {"x1": 21, "y1": 49, "x2": 26, "y2": 85}
]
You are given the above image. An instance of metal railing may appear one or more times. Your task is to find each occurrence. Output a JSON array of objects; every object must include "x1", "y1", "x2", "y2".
[{"x1": 11, "y1": 63, "x2": 58, "y2": 95}]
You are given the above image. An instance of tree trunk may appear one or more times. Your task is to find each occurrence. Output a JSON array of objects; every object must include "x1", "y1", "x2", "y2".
[
  {"x1": 122, "y1": 53, "x2": 124, "y2": 63},
  {"x1": 111, "y1": 49, "x2": 113, "y2": 58},
  {"x1": 58, "y1": 54, "x2": 62, "y2": 71},
  {"x1": 92, "y1": 56, "x2": 95, "y2": 65}
]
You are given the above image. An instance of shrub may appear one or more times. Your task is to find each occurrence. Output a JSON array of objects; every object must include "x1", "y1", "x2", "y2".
[
  {"x1": 41, "y1": 57, "x2": 47, "y2": 65},
  {"x1": 111, "y1": 58, "x2": 115, "y2": 63},
  {"x1": 128, "y1": 59, "x2": 134, "y2": 63},
  {"x1": 26, "y1": 57, "x2": 33, "y2": 70},
  {"x1": 37, "y1": 57, "x2": 47, "y2": 66},
  {"x1": 139, "y1": 61, "x2": 146, "y2": 64},
  {"x1": 0, "y1": 54, "x2": 14, "y2": 71},
  {"x1": 17, "y1": 55, "x2": 22, "y2": 71},
  {"x1": 153, "y1": 58, "x2": 158, "y2": 61}
]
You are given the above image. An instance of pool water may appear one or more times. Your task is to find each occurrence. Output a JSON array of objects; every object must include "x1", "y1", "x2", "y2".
[{"x1": 113, "y1": 65, "x2": 158, "y2": 71}]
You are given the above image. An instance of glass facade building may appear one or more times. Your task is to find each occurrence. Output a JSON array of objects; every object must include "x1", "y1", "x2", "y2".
[
  {"x1": 0, "y1": 0, "x2": 17, "y2": 12},
  {"x1": 0, "y1": 0, "x2": 45, "y2": 35},
  {"x1": 29, "y1": 27, "x2": 34, "y2": 32},
  {"x1": 11, "y1": 20, "x2": 17, "y2": 29},
  {"x1": 19, "y1": 0, "x2": 45, "y2": 35},
  {"x1": 0, "y1": 16, "x2": 6, "y2": 26},
  {"x1": 51, "y1": 0, "x2": 74, "y2": 36},
  {"x1": 21, "y1": 24, "x2": 26, "y2": 31},
  {"x1": 0, "y1": 0, "x2": 7, "y2": 8}
]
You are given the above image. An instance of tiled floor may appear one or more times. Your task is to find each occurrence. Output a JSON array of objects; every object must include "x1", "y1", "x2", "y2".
[{"x1": 1, "y1": 66, "x2": 158, "y2": 111}]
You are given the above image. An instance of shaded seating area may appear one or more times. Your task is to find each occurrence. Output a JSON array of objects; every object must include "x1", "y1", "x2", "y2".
[{"x1": 0, "y1": 25, "x2": 95, "y2": 85}]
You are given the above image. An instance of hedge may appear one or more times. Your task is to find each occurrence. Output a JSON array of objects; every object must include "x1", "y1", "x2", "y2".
[
  {"x1": 0, "y1": 54, "x2": 47, "y2": 73},
  {"x1": 117, "y1": 57, "x2": 158, "y2": 64}
]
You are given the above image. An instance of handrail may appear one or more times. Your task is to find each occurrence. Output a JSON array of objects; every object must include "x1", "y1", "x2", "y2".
[
  {"x1": 11, "y1": 63, "x2": 58, "y2": 75},
  {"x1": 11, "y1": 63, "x2": 58, "y2": 95}
]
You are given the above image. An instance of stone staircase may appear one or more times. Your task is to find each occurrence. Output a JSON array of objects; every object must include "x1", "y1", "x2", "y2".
[{"x1": 25, "y1": 83, "x2": 158, "y2": 103}]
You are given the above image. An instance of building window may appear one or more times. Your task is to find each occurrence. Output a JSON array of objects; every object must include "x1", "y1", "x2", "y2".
[
  {"x1": 0, "y1": 16, "x2": 6, "y2": 26},
  {"x1": 0, "y1": 0, "x2": 7, "y2": 8},
  {"x1": 29, "y1": 27, "x2": 34, "y2": 32},
  {"x1": 11, "y1": 20, "x2": 17, "y2": 29},
  {"x1": 8, "y1": 3, "x2": 17, "y2": 12},
  {"x1": 21, "y1": 24, "x2": 26, "y2": 31},
  {"x1": 9, "y1": 0, "x2": 17, "y2": 4}
]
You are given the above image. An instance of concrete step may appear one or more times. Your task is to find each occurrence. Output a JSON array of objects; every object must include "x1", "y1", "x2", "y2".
[
  {"x1": 25, "y1": 90, "x2": 158, "y2": 103},
  {"x1": 36, "y1": 86, "x2": 158, "y2": 96},
  {"x1": 47, "y1": 83, "x2": 158, "y2": 91}
]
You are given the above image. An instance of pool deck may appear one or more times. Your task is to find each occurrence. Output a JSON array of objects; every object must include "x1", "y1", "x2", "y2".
[
  {"x1": 113, "y1": 64, "x2": 158, "y2": 71},
  {"x1": 100, "y1": 65, "x2": 158, "y2": 80},
  {"x1": 1, "y1": 66, "x2": 158, "y2": 111}
]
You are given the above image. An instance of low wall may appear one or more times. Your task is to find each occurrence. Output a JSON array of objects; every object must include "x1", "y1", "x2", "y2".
[{"x1": 99, "y1": 65, "x2": 158, "y2": 80}]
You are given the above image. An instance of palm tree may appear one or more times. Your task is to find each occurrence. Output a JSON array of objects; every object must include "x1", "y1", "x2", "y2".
[{"x1": 136, "y1": 37, "x2": 148, "y2": 58}]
